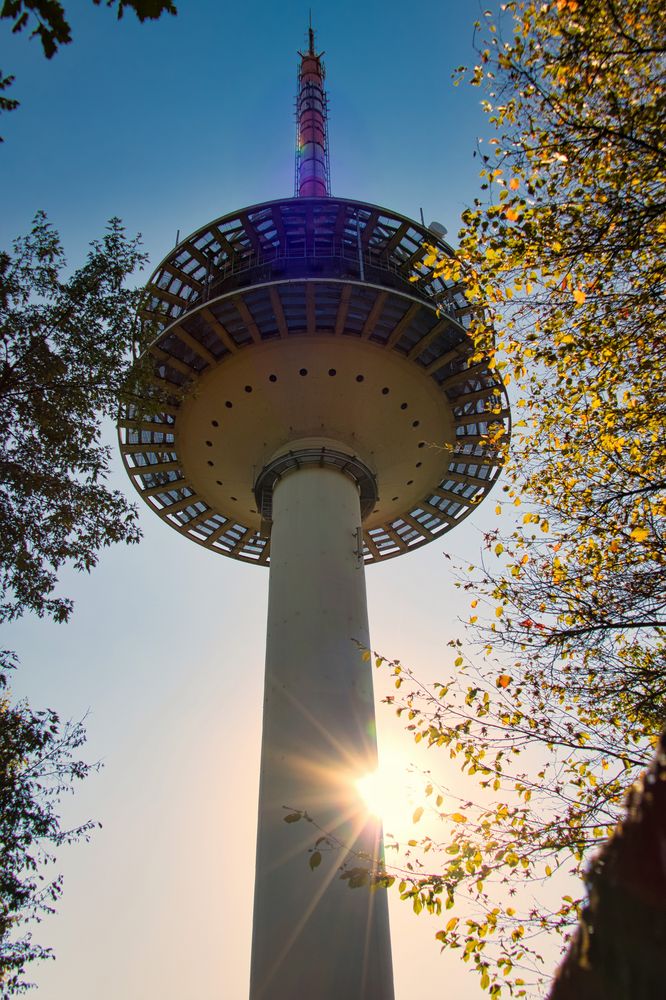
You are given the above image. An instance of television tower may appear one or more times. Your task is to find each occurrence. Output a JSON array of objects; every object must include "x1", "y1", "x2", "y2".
[{"x1": 119, "y1": 26, "x2": 509, "y2": 1000}]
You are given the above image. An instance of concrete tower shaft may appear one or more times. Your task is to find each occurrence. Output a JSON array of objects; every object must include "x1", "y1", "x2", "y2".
[
  {"x1": 250, "y1": 464, "x2": 393, "y2": 999},
  {"x1": 296, "y1": 26, "x2": 330, "y2": 197}
]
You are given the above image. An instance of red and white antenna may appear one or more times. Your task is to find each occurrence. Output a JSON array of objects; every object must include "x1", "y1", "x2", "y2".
[{"x1": 295, "y1": 20, "x2": 330, "y2": 197}]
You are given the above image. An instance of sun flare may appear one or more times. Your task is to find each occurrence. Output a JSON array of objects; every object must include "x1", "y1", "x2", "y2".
[
  {"x1": 355, "y1": 770, "x2": 389, "y2": 819},
  {"x1": 355, "y1": 757, "x2": 426, "y2": 839}
]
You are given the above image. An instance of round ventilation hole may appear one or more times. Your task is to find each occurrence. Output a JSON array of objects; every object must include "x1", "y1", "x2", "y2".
[
  {"x1": 356, "y1": 374, "x2": 365, "y2": 382},
  {"x1": 412, "y1": 420, "x2": 420, "y2": 428},
  {"x1": 328, "y1": 368, "x2": 336, "y2": 376},
  {"x1": 216, "y1": 480, "x2": 223, "y2": 486},
  {"x1": 381, "y1": 387, "x2": 390, "y2": 395},
  {"x1": 244, "y1": 385, "x2": 253, "y2": 393},
  {"x1": 418, "y1": 441, "x2": 425, "y2": 449},
  {"x1": 416, "y1": 461, "x2": 422, "y2": 468},
  {"x1": 207, "y1": 460, "x2": 214, "y2": 467},
  {"x1": 299, "y1": 368, "x2": 308, "y2": 376},
  {"x1": 205, "y1": 440, "x2": 213, "y2": 447},
  {"x1": 400, "y1": 402, "x2": 408, "y2": 410},
  {"x1": 269, "y1": 374, "x2": 277, "y2": 382},
  {"x1": 211, "y1": 420, "x2": 219, "y2": 427}
]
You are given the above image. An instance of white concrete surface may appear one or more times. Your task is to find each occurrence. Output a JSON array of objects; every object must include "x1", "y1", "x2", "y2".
[{"x1": 250, "y1": 461, "x2": 394, "y2": 999}]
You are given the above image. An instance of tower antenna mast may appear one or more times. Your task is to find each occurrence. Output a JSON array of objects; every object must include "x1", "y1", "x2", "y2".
[{"x1": 295, "y1": 18, "x2": 330, "y2": 197}]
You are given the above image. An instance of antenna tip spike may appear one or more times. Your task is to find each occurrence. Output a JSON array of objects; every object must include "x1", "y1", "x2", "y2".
[{"x1": 308, "y1": 10, "x2": 315, "y2": 54}]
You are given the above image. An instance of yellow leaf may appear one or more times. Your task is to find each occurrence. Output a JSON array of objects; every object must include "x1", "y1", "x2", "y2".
[
  {"x1": 630, "y1": 526, "x2": 649, "y2": 542},
  {"x1": 497, "y1": 674, "x2": 511, "y2": 688},
  {"x1": 495, "y1": 542, "x2": 504, "y2": 555},
  {"x1": 451, "y1": 813, "x2": 468, "y2": 823},
  {"x1": 446, "y1": 916, "x2": 459, "y2": 932},
  {"x1": 573, "y1": 288, "x2": 586, "y2": 305},
  {"x1": 509, "y1": 177, "x2": 520, "y2": 190}
]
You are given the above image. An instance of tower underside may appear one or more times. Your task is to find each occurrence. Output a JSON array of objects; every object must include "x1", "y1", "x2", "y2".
[{"x1": 119, "y1": 197, "x2": 509, "y2": 566}]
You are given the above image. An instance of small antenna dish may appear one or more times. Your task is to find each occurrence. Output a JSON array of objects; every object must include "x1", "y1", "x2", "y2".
[{"x1": 428, "y1": 220, "x2": 448, "y2": 238}]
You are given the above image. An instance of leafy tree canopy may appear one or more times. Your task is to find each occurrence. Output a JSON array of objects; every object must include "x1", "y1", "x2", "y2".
[
  {"x1": 0, "y1": 655, "x2": 98, "y2": 997},
  {"x1": 383, "y1": 1, "x2": 666, "y2": 993},
  {"x1": 0, "y1": 212, "x2": 152, "y2": 991},
  {"x1": 0, "y1": 213, "x2": 148, "y2": 623}
]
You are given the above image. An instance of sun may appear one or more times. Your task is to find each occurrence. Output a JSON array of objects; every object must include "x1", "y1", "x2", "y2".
[
  {"x1": 356, "y1": 769, "x2": 390, "y2": 819},
  {"x1": 354, "y1": 755, "x2": 426, "y2": 840}
]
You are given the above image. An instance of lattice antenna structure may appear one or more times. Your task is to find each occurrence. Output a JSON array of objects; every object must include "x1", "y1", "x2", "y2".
[
  {"x1": 295, "y1": 25, "x2": 330, "y2": 197},
  {"x1": 118, "y1": 26, "x2": 509, "y2": 1000}
]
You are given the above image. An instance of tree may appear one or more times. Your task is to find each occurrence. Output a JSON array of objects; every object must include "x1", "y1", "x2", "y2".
[
  {"x1": 293, "y1": 4, "x2": 665, "y2": 997},
  {"x1": 0, "y1": 214, "x2": 150, "y2": 992},
  {"x1": 0, "y1": 212, "x2": 148, "y2": 623},
  {"x1": 0, "y1": 0, "x2": 177, "y2": 136},
  {"x1": 453, "y1": 0, "x2": 665, "y2": 658},
  {"x1": 0, "y1": 654, "x2": 97, "y2": 997},
  {"x1": 384, "y1": 1, "x2": 665, "y2": 993}
]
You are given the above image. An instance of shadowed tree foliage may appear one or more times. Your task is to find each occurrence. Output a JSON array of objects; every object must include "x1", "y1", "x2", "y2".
[
  {"x1": 0, "y1": 214, "x2": 151, "y2": 993},
  {"x1": 0, "y1": 655, "x2": 98, "y2": 997},
  {"x1": 0, "y1": 212, "x2": 147, "y2": 623}
]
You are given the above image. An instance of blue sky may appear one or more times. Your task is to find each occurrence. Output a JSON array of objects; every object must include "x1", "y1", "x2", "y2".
[{"x1": 0, "y1": 2, "x2": 562, "y2": 998}]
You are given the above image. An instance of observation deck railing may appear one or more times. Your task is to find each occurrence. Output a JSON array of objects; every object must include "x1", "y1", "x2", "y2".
[{"x1": 190, "y1": 241, "x2": 468, "y2": 326}]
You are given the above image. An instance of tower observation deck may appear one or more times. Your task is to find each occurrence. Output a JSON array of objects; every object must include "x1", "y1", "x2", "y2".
[{"x1": 119, "y1": 26, "x2": 509, "y2": 1000}]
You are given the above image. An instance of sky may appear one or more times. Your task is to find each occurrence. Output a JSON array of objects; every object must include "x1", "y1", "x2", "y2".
[{"x1": 0, "y1": 2, "x2": 562, "y2": 998}]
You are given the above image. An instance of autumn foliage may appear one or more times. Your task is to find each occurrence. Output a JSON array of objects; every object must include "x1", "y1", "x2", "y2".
[{"x1": 371, "y1": 2, "x2": 665, "y2": 997}]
